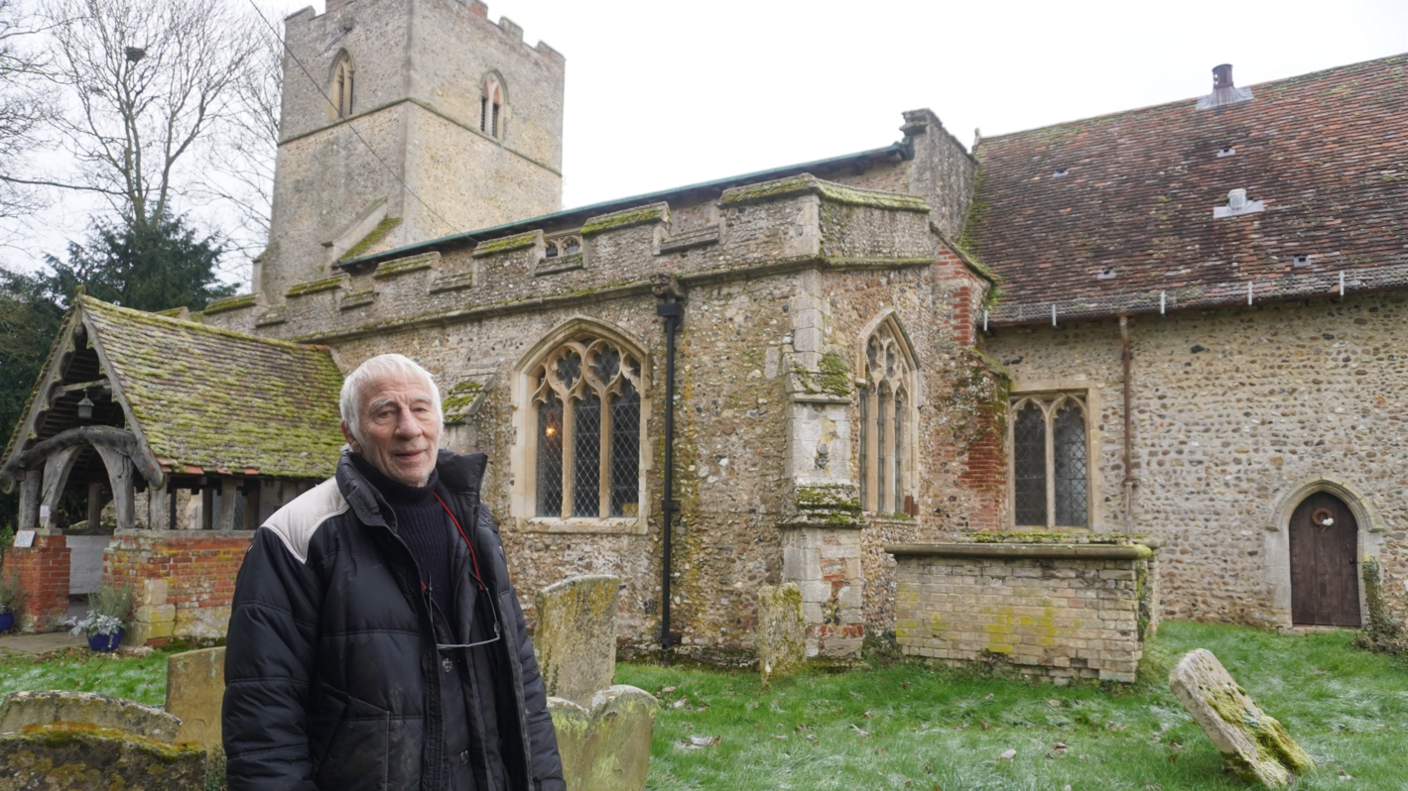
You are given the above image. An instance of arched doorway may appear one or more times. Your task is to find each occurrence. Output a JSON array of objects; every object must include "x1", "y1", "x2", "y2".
[{"x1": 1289, "y1": 492, "x2": 1360, "y2": 627}]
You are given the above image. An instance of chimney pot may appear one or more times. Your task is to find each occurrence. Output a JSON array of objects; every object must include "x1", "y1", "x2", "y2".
[{"x1": 1213, "y1": 64, "x2": 1234, "y2": 89}]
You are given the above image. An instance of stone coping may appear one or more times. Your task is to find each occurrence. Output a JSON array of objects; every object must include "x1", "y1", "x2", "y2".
[{"x1": 886, "y1": 542, "x2": 1152, "y2": 560}]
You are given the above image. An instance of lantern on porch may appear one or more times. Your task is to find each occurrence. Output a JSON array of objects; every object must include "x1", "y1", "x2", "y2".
[{"x1": 77, "y1": 394, "x2": 94, "y2": 420}]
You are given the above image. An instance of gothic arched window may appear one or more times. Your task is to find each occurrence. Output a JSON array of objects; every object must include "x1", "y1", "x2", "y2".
[
  {"x1": 1010, "y1": 393, "x2": 1089, "y2": 528},
  {"x1": 329, "y1": 52, "x2": 354, "y2": 119},
  {"x1": 481, "y1": 74, "x2": 505, "y2": 138},
  {"x1": 529, "y1": 334, "x2": 642, "y2": 519},
  {"x1": 858, "y1": 317, "x2": 916, "y2": 515}
]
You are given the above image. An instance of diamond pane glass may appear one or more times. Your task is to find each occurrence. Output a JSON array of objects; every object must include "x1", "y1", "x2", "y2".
[
  {"x1": 1053, "y1": 402, "x2": 1088, "y2": 526},
  {"x1": 894, "y1": 391, "x2": 905, "y2": 514},
  {"x1": 858, "y1": 389, "x2": 869, "y2": 510},
  {"x1": 572, "y1": 393, "x2": 601, "y2": 517},
  {"x1": 609, "y1": 382, "x2": 641, "y2": 517},
  {"x1": 595, "y1": 345, "x2": 620, "y2": 383},
  {"x1": 536, "y1": 392, "x2": 564, "y2": 517},
  {"x1": 557, "y1": 351, "x2": 581, "y2": 389},
  {"x1": 876, "y1": 387, "x2": 889, "y2": 513},
  {"x1": 1013, "y1": 403, "x2": 1047, "y2": 526}
]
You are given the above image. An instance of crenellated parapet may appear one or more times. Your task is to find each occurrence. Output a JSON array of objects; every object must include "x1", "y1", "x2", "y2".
[{"x1": 205, "y1": 175, "x2": 946, "y2": 343}]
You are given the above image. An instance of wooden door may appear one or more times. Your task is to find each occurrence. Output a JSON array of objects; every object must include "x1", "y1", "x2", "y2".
[{"x1": 1289, "y1": 492, "x2": 1361, "y2": 626}]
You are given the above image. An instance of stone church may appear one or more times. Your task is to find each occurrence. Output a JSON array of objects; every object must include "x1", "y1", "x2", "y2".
[{"x1": 2, "y1": 0, "x2": 1404, "y2": 660}]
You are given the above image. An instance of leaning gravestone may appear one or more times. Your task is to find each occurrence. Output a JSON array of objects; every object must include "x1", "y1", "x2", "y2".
[
  {"x1": 0, "y1": 690, "x2": 205, "y2": 790},
  {"x1": 1169, "y1": 649, "x2": 1314, "y2": 788},
  {"x1": 757, "y1": 583, "x2": 806, "y2": 687},
  {"x1": 549, "y1": 685, "x2": 659, "y2": 791},
  {"x1": 166, "y1": 647, "x2": 225, "y2": 750},
  {"x1": 534, "y1": 575, "x2": 619, "y2": 706}
]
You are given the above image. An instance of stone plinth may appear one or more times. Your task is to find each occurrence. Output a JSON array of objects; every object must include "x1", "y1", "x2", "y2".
[
  {"x1": 548, "y1": 685, "x2": 658, "y2": 791},
  {"x1": 889, "y1": 540, "x2": 1158, "y2": 683},
  {"x1": 1169, "y1": 648, "x2": 1313, "y2": 788},
  {"x1": 533, "y1": 575, "x2": 619, "y2": 706},
  {"x1": 756, "y1": 583, "x2": 806, "y2": 686},
  {"x1": 4, "y1": 533, "x2": 70, "y2": 633}
]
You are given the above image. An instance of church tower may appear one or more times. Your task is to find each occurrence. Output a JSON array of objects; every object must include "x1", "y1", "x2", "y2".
[{"x1": 255, "y1": 0, "x2": 565, "y2": 300}]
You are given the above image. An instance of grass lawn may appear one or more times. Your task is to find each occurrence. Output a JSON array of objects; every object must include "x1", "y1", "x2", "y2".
[
  {"x1": 0, "y1": 623, "x2": 1402, "y2": 789},
  {"x1": 618, "y1": 621, "x2": 1408, "y2": 791}
]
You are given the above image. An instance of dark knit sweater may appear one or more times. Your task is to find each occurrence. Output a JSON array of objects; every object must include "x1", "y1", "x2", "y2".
[{"x1": 350, "y1": 454, "x2": 456, "y2": 615}]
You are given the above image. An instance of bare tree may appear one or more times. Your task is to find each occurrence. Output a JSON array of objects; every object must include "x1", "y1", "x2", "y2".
[
  {"x1": 0, "y1": 0, "x2": 53, "y2": 224},
  {"x1": 196, "y1": 4, "x2": 280, "y2": 259},
  {"x1": 19, "y1": 0, "x2": 259, "y2": 231}
]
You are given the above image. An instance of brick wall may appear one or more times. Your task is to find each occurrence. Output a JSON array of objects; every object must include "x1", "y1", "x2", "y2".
[
  {"x1": 892, "y1": 540, "x2": 1156, "y2": 683},
  {"x1": 6, "y1": 533, "x2": 71, "y2": 632},
  {"x1": 105, "y1": 531, "x2": 252, "y2": 644}
]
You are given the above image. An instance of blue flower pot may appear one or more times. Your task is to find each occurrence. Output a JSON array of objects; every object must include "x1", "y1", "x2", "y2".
[
  {"x1": 87, "y1": 629, "x2": 124, "y2": 653},
  {"x1": 0, "y1": 612, "x2": 13, "y2": 634}
]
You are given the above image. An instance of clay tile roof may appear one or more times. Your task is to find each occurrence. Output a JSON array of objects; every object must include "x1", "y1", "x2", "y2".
[
  {"x1": 967, "y1": 54, "x2": 1408, "y2": 322},
  {"x1": 81, "y1": 296, "x2": 346, "y2": 479}
]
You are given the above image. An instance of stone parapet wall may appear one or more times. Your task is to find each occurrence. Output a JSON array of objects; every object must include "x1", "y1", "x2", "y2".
[
  {"x1": 891, "y1": 541, "x2": 1155, "y2": 683},
  {"x1": 105, "y1": 531, "x2": 252, "y2": 644}
]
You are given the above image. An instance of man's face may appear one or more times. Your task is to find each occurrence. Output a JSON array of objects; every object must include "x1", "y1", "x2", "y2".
[{"x1": 342, "y1": 370, "x2": 442, "y2": 487}]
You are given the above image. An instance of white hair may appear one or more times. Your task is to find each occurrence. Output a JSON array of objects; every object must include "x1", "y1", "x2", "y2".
[{"x1": 340, "y1": 354, "x2": 443, "y2": 445}]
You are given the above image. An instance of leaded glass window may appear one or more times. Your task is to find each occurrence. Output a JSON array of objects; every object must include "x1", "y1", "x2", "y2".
[
  {"x1": 530, "y1": 335, "x2": 643, "y2": 520},
  {"x1": 858, "y1": 318, "x2": 915, "y2": 514},
  {"x1": 1010, "y1": 393, "x2": 1089, "y2": 528}
]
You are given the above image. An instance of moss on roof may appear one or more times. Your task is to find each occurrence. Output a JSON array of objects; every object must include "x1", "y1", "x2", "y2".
[
  {"x1": 340, "y1": 216, "x2": 403, "y2": 262},
  {"x1": 80, "y1": 296, "x2": 345, "y2": 479},
  {"x1": 203, "y1": 293, "x2": 258, "y2": 315}
]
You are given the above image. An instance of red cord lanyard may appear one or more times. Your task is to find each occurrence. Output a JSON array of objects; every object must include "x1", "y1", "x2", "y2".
[{"x1": 432, "y1": 493, "x2": 484, "y2": 590}]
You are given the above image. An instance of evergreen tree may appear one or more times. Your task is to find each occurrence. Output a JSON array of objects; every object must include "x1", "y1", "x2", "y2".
[
  {"x1": 43, "y1": 214, "x2": 236, "y2": 312},
  {"x1": 0, "y1": 266, "x2": 65, "y2": 524}
]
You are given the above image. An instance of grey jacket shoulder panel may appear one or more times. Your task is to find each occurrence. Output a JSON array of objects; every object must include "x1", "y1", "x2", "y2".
[{"x1": 259, "y1": 477, "x2": 348, "y2": 564}]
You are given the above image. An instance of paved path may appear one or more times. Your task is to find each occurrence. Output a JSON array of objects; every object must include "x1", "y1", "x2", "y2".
[{"x1": 0, "y1": 631, "x2": 87, "y2": 656}]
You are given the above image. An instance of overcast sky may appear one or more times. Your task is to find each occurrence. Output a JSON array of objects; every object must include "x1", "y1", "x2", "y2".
[{"x1": 6, "y1": 0, "x2": 1406, "y2": 279}]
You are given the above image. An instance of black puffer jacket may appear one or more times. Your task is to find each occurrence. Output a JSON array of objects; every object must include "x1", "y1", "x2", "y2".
[{"x1": 223, "y1": 450, "x2": 564, "y2": 791}]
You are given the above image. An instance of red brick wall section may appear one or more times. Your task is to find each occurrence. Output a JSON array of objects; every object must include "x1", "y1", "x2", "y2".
[
  {"x1": 7, "y1": 535, "x2": 71, "y2": 633},
  {"x1": 105, "y1": 533, "x2": 251, "y2": 637}
]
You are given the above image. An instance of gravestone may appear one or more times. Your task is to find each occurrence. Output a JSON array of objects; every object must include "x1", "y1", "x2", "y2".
[
  {"x1": 757, "y1": 583, "x2": 806, "y2": 686},
  {"x1": 0, "y1": 690, "x2": 204, "y2": 790},
  {"x1": 534, "y1": 575, "x2": 619, "y2": 706},
  {"x1": 549, "y1": 685, "x2": 658, "y2": 791},
  {"x1": 1169, "y1": 649, "x2": 1314, "y2": 788},
  {"x1": 0, "y1": 690, "x2": 180, "y2": 743},
  {"x1": 166, "y1": 647, "x2": 225, "y2": 749}
]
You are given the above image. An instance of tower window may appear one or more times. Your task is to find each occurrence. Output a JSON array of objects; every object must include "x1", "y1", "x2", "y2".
[
  {"x1": 329, "y1": 52, "x2": 354, "y2": 120},
  {"x1": 481, "y1": 74, "x2": 504, "y2": 139}
]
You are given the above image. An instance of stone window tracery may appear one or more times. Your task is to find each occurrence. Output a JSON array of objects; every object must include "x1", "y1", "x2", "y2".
[
  {"x1": 858, "y1": 319, "x2": 915, "y2": 515},
  {"x1": 543, "y1": 234, "x2": 581, "y2": 259},
  {"x1": 481, "y1": 74, "x2": 504, "y2": 139},
  {"x1": 530, "y1": 335, "x2": 642, "y2": 519},
  {"x1": 329, "y1": 52, "x2": 354, "y2": 119},
  {"x1": 1010, "y1": 393, "x2": 1088, "y2": 528}
]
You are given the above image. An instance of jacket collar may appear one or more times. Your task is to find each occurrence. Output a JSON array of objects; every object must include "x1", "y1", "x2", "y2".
[{"x1": 336, "y1": 448, "x2": 490, "y2": 529}]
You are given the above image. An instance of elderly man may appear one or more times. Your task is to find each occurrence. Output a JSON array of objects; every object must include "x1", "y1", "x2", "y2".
[{"x1": 223, "y1": 354, "x2": 564, "y2": 791}]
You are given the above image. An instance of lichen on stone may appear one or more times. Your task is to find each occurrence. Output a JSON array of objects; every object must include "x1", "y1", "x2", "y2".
[
  {"x1": 202, "y1": 294, "x2": 257, "y2": 315},
  {"x1": 285, "y1": 275, "x2": 348, "y2": 298},
  {"x1": 373, "y1": 251, "x2": 436, "y2": 279},
  {"x1": 580, "y1": 203, "x2": 667, "y2": 236},
  {"x1": 471, "y1": 230, "x2": 540, "y2": 257},
  {"x1": 720, "y1": 174, "x2": 930, "y2": 213},
  {"x1": 793, "y1": 353, "x2": 851, "y2": 397},
  {"x1": 339, "y1": 216, "x2": 403, "y2": 262}
]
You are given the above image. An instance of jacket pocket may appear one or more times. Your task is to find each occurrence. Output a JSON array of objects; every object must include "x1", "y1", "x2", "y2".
[{"x1": 310, "y1": 682, "x2": 391, "y2": 791}]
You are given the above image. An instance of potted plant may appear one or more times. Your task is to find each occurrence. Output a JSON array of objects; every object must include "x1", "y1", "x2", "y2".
[
  {"x1": 0, "y1": 574, "x2": 20, "y2": 634},
  {"x1": 69, "y1": 582, "x2": 133, "y2": 652}
]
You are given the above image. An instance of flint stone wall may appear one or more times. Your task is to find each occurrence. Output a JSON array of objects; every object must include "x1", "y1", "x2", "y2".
[
  {"x1": 983, "y1": 294, "x2": 1408, "y2": 627},
  {"x1": 891, "y1": 540, "x2": 1157, "y2": 683}
]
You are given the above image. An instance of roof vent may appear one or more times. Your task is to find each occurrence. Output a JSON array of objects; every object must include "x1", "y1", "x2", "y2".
[
  {"x1": 1217, "y1": 147, "x2": 1236, "y2": 157},
  {"x1": 1098, "y1": 267, "x2": 1117, "y2": 280},
  {"x1": 1292, "y1": 255, "x2": 1312, "y2": 267},
  {"x1": 1052, "y1": 168, "x2": 1069, "y2": 178},
  {"x1": 1213, "y1": 188, "x2": 1265, "y2": 218},
  {"x1": 1196, "y1": 64, "x2": 1254, "y2": 110}
]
